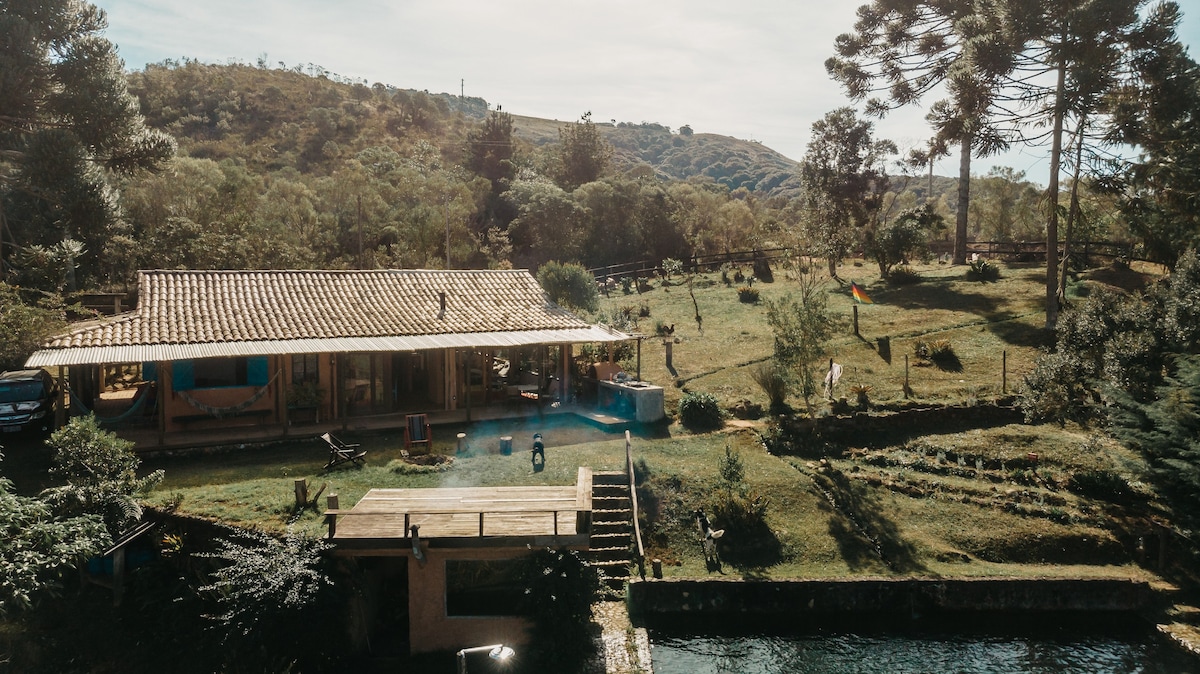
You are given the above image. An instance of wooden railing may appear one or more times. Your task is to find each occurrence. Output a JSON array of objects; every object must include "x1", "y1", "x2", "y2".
[
  {"x1": 589, "y1": 247, "x2": 791, "y2": 282},
  {"x1": 625, "y1": 430, "x2": 647, "y2": 581}
]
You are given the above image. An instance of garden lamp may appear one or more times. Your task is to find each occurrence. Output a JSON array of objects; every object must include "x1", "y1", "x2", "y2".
[{"x1": 456, "y1": 644, "x2": 515, "y2": 673}]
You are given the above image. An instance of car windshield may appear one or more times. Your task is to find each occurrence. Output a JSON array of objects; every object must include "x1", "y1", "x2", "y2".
[{"x1": 0, "y1": 381, "x2": 46, "y2": 403}]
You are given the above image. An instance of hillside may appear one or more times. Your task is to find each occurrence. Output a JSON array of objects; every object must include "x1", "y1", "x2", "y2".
[{"x1": 127, "y1": 61, "x2": 956, "y2": 202}]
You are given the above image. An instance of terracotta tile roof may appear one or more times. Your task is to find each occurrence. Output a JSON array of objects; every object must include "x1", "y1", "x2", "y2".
[{"x1": 46, "y1": 269, "x2": 591, "y2": 349}]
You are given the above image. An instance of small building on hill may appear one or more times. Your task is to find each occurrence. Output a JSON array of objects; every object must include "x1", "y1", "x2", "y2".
[{"x1": 26, "y1": 269, "x2": 629, "y2": 448}]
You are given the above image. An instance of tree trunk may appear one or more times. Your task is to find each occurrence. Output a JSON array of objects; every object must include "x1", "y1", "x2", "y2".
[
  {"x1": 1045, "y1": 46, "x2": 1067, "y2": 331},
  {"x1": 953, "y1": 134, "x2": 971, "y2": 265},
  {"x1": 1058, "y1": 117, "x2": 1086, "y2": 303}
]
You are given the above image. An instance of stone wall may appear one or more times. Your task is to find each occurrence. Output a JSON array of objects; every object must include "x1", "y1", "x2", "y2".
[{"x1": 774, "y1": 401, "x2": 1024, "y2": 451}]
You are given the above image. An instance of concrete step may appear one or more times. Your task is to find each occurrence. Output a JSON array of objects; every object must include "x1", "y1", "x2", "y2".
[
  {"x1": 589, "y1": 546, "x2": 632, "y2": 562},
  {"x1": 592, "y1": 508, "x2": 631, "y2": 520}
]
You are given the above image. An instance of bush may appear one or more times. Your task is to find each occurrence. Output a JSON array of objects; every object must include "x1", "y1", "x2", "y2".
[
  {"x1": 915, "y1": 339, "x2": 961, "y2": 371},
  {"x1": 737, "y1": 286, "x2": 760, "y2": 303},
  {"x1": 966, "y1": 257, "x2": 1000, "y2": 282},
  {"x1": 518, "y1": 548, "x2": 600, "y2": 672},
  {"x1": 638, "y1": 302, "x2": 651, "y2": 317},
  {"x1": 1068, "y1": 470, "x2": 1134, "y2": 503},
  {"x1": 536, "y1": 261, "x2": 599, "y2": 312},
  {"x1": 620, "y1": 276, "x2": 634, "y2": 294},
  {"x1": 887, "y1": 265, "x2": 923, "y2": 285},
  {"x1": 751, "y1": 361, "x2": 789, "y2": 414},
  {"x1": 679, "y1": 391, "x2": 724, "y2": 431}
]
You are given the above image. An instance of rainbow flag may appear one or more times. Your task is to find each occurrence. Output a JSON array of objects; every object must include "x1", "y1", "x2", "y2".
[{"x1": 850, "y1": 282, "x2": 873, "y2": 304}]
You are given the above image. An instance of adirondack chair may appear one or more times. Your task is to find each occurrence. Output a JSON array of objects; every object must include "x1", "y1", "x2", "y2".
[
  {"x1": 321, "y1": 432, "x2": 366, "y2": 470},
  {"x1": 404, "y1": 414, "x2": 432, "y2": 452}
]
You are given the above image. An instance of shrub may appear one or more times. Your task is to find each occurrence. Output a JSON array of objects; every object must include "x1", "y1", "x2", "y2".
[
  {"x1": 849, "y1": 384, "x2": 872, "y2": 410},
  {"x1": 620, "y1": 276, "x2": 634, "y2": 294},
  {"x1": 638, "y1": 302, "x2": 651, "y2": 317},
  {"x1": 518, "y1": 548, "x2": 600, "y2": 672},
  {"x1": 915, "y1": 339, "x2": 960, "y2": 371},
  {"x1": 888, "y1": 265, "x2": 923, "y2": 285},
  {"x1": 966, "y1": 257, "x2": 1000, "y2": 282},
  {"x1": 1068, "y1": 470, "x2": 1134, "y2": 503},
  {"x1": 679, "y1": 391, "x2": 724, "y2": 431},
  {"x1": 751, "y1": 361, "x2": 790, "y2": 413},
  {"x1": 737, "y1": 286, "x2": 760, "y2": 303},
  {"x1": 537, "y1": 261, "x2": 599, "y2": 312}
]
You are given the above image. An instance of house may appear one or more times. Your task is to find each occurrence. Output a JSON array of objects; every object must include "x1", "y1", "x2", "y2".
[
  {"x1": 25, "y1": 269, "x2": 630, "y2": 448},
  {"x1": 325, "y1": 467, "x2": 597, "y2": 654}
]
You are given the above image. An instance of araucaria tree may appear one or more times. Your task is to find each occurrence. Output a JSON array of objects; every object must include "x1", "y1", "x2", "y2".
[
  {"x1": 826, "y1": 0, "x2": 1012, "y2": 267},
  {"x1": 798, "y1": 107, "x2": 895, "y2": 278},
  {"x1": 0, "y1": 0, "x2": 175, "y2": 289}
]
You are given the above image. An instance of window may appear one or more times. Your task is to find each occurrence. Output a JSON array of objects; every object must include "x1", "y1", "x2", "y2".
[
  {"x1": 174, "y1": 357, "x2": 268, "y2": 390},
  {"x1": 292, "y1": 354, "x2": 319, "y2": 384},
  {"x1": 445, "y1": 559, "x2": 525, "y2": 617}
]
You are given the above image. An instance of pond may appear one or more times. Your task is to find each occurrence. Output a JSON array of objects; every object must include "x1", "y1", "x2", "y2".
[{"x1": 648, "y1": 614, "x2": 1197, "y2": 674}]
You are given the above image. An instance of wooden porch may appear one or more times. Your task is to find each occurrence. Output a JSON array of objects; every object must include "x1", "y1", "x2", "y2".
[{"x1": 326, "y1": 467, "x2": 593, "y2": 552}]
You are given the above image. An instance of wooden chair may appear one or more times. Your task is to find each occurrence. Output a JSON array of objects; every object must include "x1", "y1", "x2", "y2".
[
  {"x1": 321, "y1": 432, "x2": 366, "y2": 470},
  {"x1": 404, "y1": 414, "x2": 432, "y2": 452}
]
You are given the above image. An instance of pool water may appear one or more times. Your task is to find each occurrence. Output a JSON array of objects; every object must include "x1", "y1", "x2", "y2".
[{"x1": 649, "y1": 618, "x2": 1198, "y2": 673}]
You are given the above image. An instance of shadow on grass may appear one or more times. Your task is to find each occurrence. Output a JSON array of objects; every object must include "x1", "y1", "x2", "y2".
[
  {"x1": 882, "y1": 278, "x2": 1002, "y2": 317},
  {"x1": 988, "y1": 317, "x2": 1054, "y2": 349},
  {"x1": 818, "y1": 471, "x2": 926, "y2": 575}
]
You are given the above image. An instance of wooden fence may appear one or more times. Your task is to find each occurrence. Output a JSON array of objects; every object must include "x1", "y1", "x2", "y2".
[{"x1": 591, "y1": 240, "x2": 1148, "y2": 282}]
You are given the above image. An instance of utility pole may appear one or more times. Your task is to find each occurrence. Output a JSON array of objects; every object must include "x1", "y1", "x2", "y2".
[
  {"x1": 444, "y1": 195, "x2": 451, "y2": 269},
  {"x1": 356, "y1": 194, "x2": 363, "y2": 269}
]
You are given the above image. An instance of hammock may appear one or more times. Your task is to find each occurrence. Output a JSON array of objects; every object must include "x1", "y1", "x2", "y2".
[
  {"x1": 68, "y1": 382, "x2": 153, "y2": 425},
  {"x1": 176, "y1": 369, "x2": 282, "y2": 419}
]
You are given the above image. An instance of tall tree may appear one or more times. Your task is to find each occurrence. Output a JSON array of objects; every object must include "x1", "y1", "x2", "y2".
[
  {"x1": 1101, "y1": 2, "x2": 1200, "y2": 269},
  {"x1": 551, "y1": 111, "x2": 613, "y2": 191},
  {"x1": 996, "y1": 0, "x2": 1148, "y2": 328},
  {"x1": 0, "y1": 0, "x2": 175, "y2": 289},
  {"x1": 826, "y1": 0, "x2": 1012, "y2": 266},
  {"x1": 798, "y1": 107, "x2": 895, "y2": 278}
]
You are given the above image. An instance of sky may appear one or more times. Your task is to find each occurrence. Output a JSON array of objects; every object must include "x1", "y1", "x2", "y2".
[{"x1": 96, "y1": 0, "x2": 1200, "y2": 185}]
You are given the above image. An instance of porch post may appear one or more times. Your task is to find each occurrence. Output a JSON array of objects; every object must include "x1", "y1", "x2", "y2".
[
  {"x1": 157, "y1": 361, "x2": 167, "y2": 446},
  {"x1": 55, "y1": 366, "x2": 66, "y2": 428},
  {"x1": 561, "y1": 344, "x2": 572, "y2": 403},
  {"x1": 278, "y1": 356, "x2": 289, "y2": 433}
]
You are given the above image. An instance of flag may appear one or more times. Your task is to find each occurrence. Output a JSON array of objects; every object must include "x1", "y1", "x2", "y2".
[{"x1": 850, "y1": 282, "x2": 873, "y2": 304}]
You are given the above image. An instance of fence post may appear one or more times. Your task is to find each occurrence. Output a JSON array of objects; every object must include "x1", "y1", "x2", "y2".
[
  {"x1": 1002, "y1": 350, "x2": 1007, "y2": 394},
  {"x1": 853, "y1": 305, "x2": 859, "y2": 336},
  {"x1": 904, "y1": 355, "x2": 910, "y2": 399},
  {"x1": 325, "y1": 493, "x2": 339, "y2": 538}
]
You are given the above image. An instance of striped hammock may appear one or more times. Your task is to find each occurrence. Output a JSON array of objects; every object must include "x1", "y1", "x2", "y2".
[{"x1": 177, "y1": 369, "x2": 282, "y2": 419}]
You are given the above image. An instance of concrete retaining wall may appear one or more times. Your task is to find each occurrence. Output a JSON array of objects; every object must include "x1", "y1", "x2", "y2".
[{"x1": 630, "y1": 578, "x2": 1154, "y2": 616}]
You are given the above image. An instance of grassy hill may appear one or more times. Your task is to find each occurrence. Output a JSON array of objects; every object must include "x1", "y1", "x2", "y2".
[{"x1": 127, "y1": 61, "x2": 959, "y2": 201}]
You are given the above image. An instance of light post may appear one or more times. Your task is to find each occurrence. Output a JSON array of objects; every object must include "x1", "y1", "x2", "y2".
[{"x1": 456, "y1": 643, "x2": 514, "y2": 674}]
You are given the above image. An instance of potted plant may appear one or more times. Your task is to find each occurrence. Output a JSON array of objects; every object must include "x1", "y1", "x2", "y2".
[{"x1": 287, "y1": 381, "x2": 325, "y2": 423}]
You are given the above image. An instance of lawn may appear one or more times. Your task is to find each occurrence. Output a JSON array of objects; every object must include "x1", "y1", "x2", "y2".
[{"x1": 26, "y1": 257, "x2": 1169, "y2": 583}]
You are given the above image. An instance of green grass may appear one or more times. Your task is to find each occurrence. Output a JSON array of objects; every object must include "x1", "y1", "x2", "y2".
[
  {"x1": 605, "y1": 259, "x2": 1063, "y2": 414},
  {"x1": 86, "y1": 258, "x2": 1172, "y2": 584}
]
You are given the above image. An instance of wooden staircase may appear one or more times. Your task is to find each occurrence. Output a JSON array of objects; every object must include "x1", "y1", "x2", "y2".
[{"x1": 587, "y1": 470, "x2": 635, "y2": 592}]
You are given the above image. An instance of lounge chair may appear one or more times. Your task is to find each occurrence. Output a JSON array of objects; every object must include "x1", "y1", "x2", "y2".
[
  {"x1": 321, "y1": 432, "x2": 366, "y2": 470},
  {"x1": 404, "y1": 414, "x2": 432, "y2": 452}
]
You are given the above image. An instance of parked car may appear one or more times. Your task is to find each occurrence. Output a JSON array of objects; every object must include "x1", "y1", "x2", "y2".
[{"x1": 0, "y1": 369, "x2": 58, "y2": 433}]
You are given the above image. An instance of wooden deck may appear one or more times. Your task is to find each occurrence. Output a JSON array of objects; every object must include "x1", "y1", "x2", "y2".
[{"x1": 328, "y1": 467, "x2": 593, "y2": 550}]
